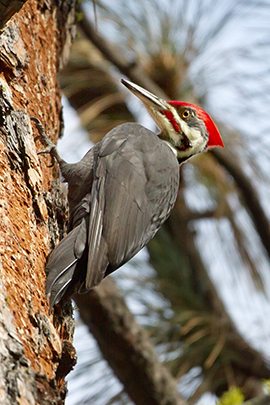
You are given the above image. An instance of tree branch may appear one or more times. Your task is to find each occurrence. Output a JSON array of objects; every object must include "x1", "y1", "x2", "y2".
[
  {"x1": 75, "y1": 279, "x2": 186, "y2": 405},
  {"x1": 212, "y1": 149, "x2": 270, "y2": 258},
  {"x1": 244, "y1": 395, "x2": 270, "y2": 405},
  {"x1": 166, "y1": 203, "x2": 270, "y2": 381},
  {"x1": 184, "y1": 208, "x2": 219, "y2": 222},
  {"x1": 78, "y1": 7, "x2": 167, "y2": 99}
]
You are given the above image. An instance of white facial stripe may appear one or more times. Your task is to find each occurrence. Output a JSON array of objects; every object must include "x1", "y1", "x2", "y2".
[
  {"x1": 180, "y1": 119, "x2": 200, "y2": 141},
  {"x1": 178, "y1": 127, "x2": 208, "y2": 157},
  {"x1": 172, "y1": 110, "x2": 208, "y2": 156},
  {"x1": 148, "y1": 108, "x2": 180, "y2": 143},
  {"x1": 159, "y1": 114, "x2": 180, "y2": 144},
  {"x1": 169, "y1": 108, "x2": 200, "y2": 142},
  {"x1": 147, "y1": 103, "x2": 208, "y2": 158}
]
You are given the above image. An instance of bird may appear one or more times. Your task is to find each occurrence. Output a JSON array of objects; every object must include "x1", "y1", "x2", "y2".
[{"x1": 42, "y1": 79, "x2": 223, "y2": 306}]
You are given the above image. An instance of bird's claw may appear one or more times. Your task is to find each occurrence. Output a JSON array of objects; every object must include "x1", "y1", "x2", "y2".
[
  {"x1": 31, "y1": 116, "x2": 54, "y2": 147},
  {"x1": 37, "y1": 144, "x2": 57, "y2": 156},
  {"x1": 37, "y1": 147, "x2": 56, "y2": 167},
  {"x1": 31, "y1": 116, "x2": 60, "y2": 164}
]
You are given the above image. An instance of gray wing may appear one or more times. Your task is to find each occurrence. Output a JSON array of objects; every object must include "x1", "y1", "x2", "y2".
[
  {"x1": 85, "y1": 139, "x2": 153, "y2": 289},
  {"x1": 85, "y1": 125, "x2": 179, "y2": 289}
]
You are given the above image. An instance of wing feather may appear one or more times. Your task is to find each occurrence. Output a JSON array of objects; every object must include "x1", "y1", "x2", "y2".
[
  {"x1": 85, "y1": 144, "x2": 153, "y2": 288},
  {"x1": 85, "y1": 171, "x2": 109, "y2": 289},
  {"x1": 46, "y1": 218, "x2": 87, "y2": 305}
]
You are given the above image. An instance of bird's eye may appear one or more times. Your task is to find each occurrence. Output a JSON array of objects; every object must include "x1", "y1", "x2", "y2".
[{"x1": 181, "y1": 109, "x2": 190, "y2": 119}]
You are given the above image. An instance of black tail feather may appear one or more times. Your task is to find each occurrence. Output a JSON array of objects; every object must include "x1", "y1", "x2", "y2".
[{"x1": 46, "y1": 219, "x2": 87, "y2": 306}]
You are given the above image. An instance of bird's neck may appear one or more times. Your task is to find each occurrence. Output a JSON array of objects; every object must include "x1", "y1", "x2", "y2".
[
  {"x1": 162, "y1": 140, "x2": 178, "y2": 157},
  {"x1": 158, "y1": 130, "x2": 192, "y2": 164}
]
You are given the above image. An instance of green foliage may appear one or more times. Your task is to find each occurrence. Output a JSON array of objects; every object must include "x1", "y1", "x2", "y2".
[{"x1": 217, "y1": 387, "x2": 244, "y2": 405}]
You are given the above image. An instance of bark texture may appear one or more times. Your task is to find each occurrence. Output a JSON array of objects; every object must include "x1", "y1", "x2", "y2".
[
  {"x1": 75, "y1": 279, "x2": 186, "y2": 405},
  {"x1": 0, "y1": 1, "x2": 76, "y2": 403}
]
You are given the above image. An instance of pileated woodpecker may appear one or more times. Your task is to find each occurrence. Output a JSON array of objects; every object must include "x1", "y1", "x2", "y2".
[{"x1": 43, "y1": 79, "x2": 223, "y2": 306}]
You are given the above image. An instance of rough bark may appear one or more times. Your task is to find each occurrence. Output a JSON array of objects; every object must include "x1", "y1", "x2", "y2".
[
  {"x1": 75, "y1": 279, "x2": 186, "y2": 405},
  {"x1": 0, "y1": 1, "x2": 76, "y2": 403}
]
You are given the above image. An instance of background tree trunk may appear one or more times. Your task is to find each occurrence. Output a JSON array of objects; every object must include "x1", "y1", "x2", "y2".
[
  {"x1": 0, "y1": 1, "x2": 76, "y2": 403},
  {"x1": 75, "y1": 279, "x2": 186, "y2": 405}
]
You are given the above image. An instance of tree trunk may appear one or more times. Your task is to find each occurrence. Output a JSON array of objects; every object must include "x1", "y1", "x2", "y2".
[
  {"x1": 75, "y1": 279, "x2": 186, "y2": 405},
  {"x1": 0, "y1": 1, "x2": 76, "y2": 403}
]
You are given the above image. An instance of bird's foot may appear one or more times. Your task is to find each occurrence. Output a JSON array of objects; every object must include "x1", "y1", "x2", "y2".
[{"x1": 31, "y1": 116, "x2": 61, "y2": 164}]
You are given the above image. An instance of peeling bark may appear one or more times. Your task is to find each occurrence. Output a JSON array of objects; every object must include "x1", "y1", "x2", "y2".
[{"x1": 0, "y1": 1, "x2": 76, "y2": 403}]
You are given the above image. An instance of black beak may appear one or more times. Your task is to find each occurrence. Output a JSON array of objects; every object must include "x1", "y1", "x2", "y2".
[{"x1": 121, "y1": 79, "x2": 169, "y2": 110}]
